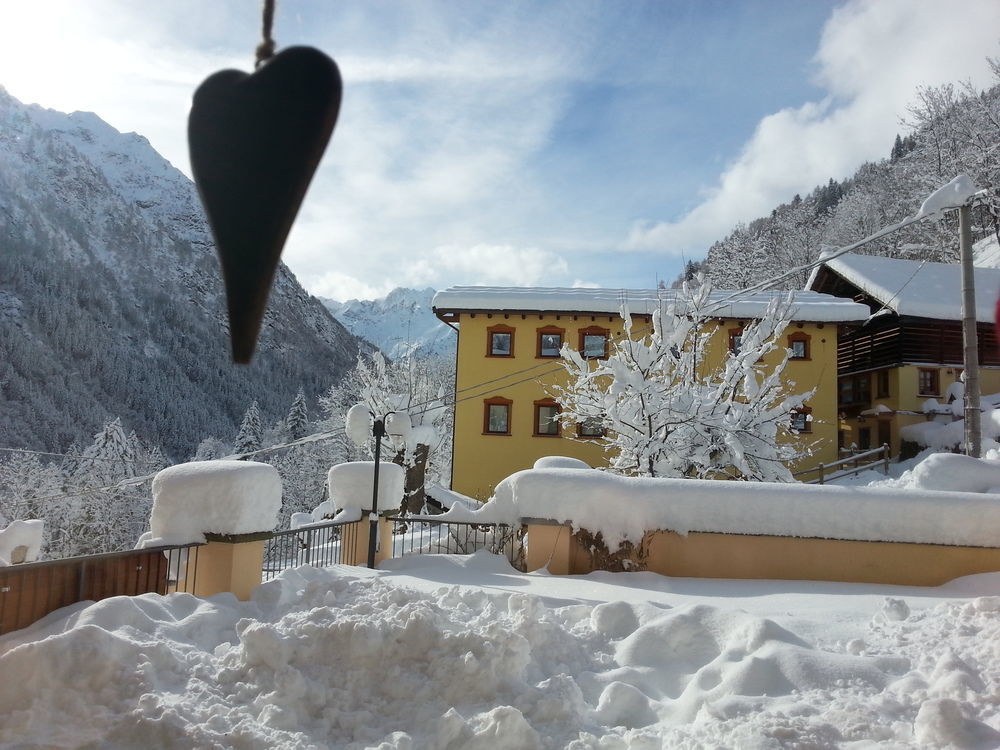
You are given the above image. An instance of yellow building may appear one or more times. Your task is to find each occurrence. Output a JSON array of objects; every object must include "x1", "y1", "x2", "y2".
[
  {"x1": 810, "y1": 253, "x2": 1000, "y2": 457},
  {"x1": 433, "y1": 286, "x2": 869, "y2": 500}
]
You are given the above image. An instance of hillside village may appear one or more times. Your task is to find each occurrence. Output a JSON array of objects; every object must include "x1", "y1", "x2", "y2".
[{"x1": 2, "y1": 1, "x2": 1000, "y2": 747}]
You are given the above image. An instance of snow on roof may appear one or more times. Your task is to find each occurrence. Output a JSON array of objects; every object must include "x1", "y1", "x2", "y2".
[
  {"x1": 813, "y1": 253, "x2": 1000, "y2": 321},
  {"x1": 433, "y1": 286, "x2": 869, "y2": 322}
]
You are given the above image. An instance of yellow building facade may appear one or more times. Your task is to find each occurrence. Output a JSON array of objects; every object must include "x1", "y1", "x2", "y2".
[{"x1": 434, "y1": 287, "x2": 869, "y2": 500}]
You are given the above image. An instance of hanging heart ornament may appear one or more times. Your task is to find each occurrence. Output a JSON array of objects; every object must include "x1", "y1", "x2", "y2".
[{"x1": 189, "y1": 46, "x2": 342, "y2": 363}]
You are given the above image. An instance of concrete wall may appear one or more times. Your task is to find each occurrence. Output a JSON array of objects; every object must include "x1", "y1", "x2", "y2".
[{"x1": 526, "y1": 523, "x2": 1000, "y2": 586}]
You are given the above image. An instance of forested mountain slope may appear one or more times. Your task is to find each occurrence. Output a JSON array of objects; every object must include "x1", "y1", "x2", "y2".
[
  {"x1": 0, "y1": 88, "x2": 359, "y2": 459},
  {"x1": 701, "y1": 68, "x2": 1000, "y2": 289}
]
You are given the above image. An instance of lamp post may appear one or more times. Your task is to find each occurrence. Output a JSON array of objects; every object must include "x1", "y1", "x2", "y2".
[
  {"x1": 346, "y1": 403, "x2": 410, "y2": 569},
  {"x1": 367, "y1": 414, "x2": 387, "y2": 569}
]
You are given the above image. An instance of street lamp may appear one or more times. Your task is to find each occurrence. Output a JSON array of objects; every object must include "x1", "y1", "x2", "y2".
[{"x1": 345, "y1": 404, "x2": 410, "y2": 568}]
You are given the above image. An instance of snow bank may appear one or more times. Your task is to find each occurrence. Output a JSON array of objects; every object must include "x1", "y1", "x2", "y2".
[
  {"x1": 901, "y1": 408, "x2": 1000, "y2": 452},
  {"x1": 467, "y1": 468, "x2": 1000, "y2": 550},
  {"x1": 8, "y1": 553, "x2": 1000, "y2": 747},
  {"x1": 0, "y1": 519, "x2": 43, "y2": 566},
  {"x1": 881, "y1": 453, "x2": 1000, "y2": 494},
  {"x1": 138, "y1": 461, "x2": 281, "y2": 547},
  {"x1": 327, "y1": 461, "x2": 404, "y2": 517}
]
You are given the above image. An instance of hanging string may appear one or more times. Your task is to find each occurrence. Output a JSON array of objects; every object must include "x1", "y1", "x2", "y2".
[{"x1": 255, "y1": 0, "x2": 277, "y2": 68}]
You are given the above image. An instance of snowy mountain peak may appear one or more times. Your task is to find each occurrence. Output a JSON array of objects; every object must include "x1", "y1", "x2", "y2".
[{"x1": 323, "y1": 287, "x2": 454, "y2": 359}]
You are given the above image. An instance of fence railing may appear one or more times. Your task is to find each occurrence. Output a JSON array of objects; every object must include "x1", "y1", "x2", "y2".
[
  {"x1": 262, "y1": 518, "x2": 361, "y2": 581},
  {"x1": 387, "y1": 516, "x2": 526, "y2": 572},
  {"x1": 794, "y1": 443, "x2": 891, "y2": 485},
  {"x1": 0, "y1": 543, "x2": 200, "y2": 637}
]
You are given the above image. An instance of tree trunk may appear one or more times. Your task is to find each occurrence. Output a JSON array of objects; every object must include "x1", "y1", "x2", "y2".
[{"x1": 394, "y1": 443, "x2": 429, "y2": 514}]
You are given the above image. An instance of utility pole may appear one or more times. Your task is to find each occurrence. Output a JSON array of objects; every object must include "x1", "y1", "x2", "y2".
[{"x1": 958, "y1": 203, "x2": 982, "y2": 457}]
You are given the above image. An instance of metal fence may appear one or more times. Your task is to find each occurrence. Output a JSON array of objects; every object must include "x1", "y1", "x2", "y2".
[
  {"x1": 387, "y1": 517, "x2": 526, "y2": 572},
  {"x1": 262, "y1": 519, "x2": 361, "y2": 581},
  {"x1": 0, "y1": 543, "x2": 200, "y2": 637}
]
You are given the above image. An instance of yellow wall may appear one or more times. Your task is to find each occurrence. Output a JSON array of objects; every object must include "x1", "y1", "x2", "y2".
[
  {"x1": 525, "y1": 523, "x2": 1000, "y2": 586},
  {"x1": 449, "y1": 311, "x2": 841, "y2": 500},
  {"x1": 840, "y1": 366, "x2": 1000, "y2": 457}
]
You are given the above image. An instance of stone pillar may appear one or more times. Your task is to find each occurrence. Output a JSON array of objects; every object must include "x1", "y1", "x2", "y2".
[
  {"x1": 525, "y1": 521, "x2": 572, "y2": 575},
  {"x1": 189, "y1": 532, "x2": 270, "y2": 600},
  {"x1": 342, "y1": 516, "x2": 395, "y2": 567}
]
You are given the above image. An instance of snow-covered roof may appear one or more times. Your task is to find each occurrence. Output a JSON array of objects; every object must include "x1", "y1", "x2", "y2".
[
  {"x1": 810, "y1": 253, "x2": 1000, "y2": 321},
  {"x1": 433, "y1": 287, "x2": 869, "y2": 322}
]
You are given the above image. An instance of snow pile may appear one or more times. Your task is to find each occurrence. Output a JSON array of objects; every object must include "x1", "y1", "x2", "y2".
[
  {"x1": 137, "y1": 461, "x2": 281, "y2": 547},
  {"x1": 447, "y1": 467, "x2": 1000, "y2": 550},
  {"x1": 901, "y1": 407, "x2": 1000, "y2": 451},
  {"x1": 915, "y1": 174, "x2": 977, "y2": 221},
  {"x1": 876, "y1": 453, "x2": 1000, "y2": 494},
  {"x1": 7, "y1": 554, "x2": 1000, "y2": 747},
  {"x1": 0, "y1": 519, "x2": 43, "y2": 566},
  {"x1": 326, "y1": 461, "x2": 405, "y2": 520},
  {"x1": 533, "y1": 456, "x2": 592, "y2": 470},
  {"x1": 425, "y1": 483, "x2": 480, "y2": 512}
]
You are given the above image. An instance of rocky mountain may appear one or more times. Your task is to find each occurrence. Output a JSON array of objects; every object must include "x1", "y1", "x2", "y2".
[
  {"x1": 323, "y1": 287, "x2": 454, "y2": 360},
  {"x1": 0, "y1": 87, "x2": 360, "y2": 460}
]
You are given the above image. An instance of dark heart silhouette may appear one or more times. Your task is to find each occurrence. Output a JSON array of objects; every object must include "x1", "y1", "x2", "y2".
[{"x1": 189, "y1": 46, "x2": 342, "y2": 363}]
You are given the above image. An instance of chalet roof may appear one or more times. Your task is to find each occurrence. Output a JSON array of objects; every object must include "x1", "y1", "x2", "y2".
[
  {"x1": 808, "y1": 253, "x2": 1000, "y2": 321},
  {"x1": 432, "y1": 286, "x2": 869, "y2": 322}
]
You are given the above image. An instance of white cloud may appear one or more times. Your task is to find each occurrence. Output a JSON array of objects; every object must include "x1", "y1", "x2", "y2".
[
  {"x1": 412, "y1": 244, "x2": 570, "y2": 287},
  {"x1": 626, "y1": 0, "x2": 1000, "y2": 255}
]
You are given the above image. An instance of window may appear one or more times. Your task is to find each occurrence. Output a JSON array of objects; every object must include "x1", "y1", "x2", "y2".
[
  {"x1": 876, "y1": 370, "x2": 890, "y2": 398},
  {"x1": 534, "y1": 399, "x2": 560, "y2": 436},
  {"x1": 483, "y1": 396, "x2": 512, "y2": 435},
  {"x1": 536, "y1": 325, "x2": 565, "y2": 358},
  {"x1": 487, "y1": 324, "x2": 515, "y2": 357},
  {"x1": 787, "y1": 332, "x2": 810, "y2": 360},
  {"x1": 577, "y1": 417, "x2": 605, "y2": 438},
  {"x1": 790, "y1": 407, "x2": 812, "y2": 433},
  {"x1": 579, "y1": 326, "x2": 609, "y2": 359},
  {"x1": 838, "y1": 374, "x2": 871, "y2": 406},
  {"x1": 918, "y1": 368, "x2": 940, "y2": 396},
  {"x1": 728, "y1": 328, "x2": 744, "y2": 355}
]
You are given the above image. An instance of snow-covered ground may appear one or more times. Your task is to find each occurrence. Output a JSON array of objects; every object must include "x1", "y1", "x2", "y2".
[{"x1": 4, "y1": 551, "x2": 1000, "y2": 748}]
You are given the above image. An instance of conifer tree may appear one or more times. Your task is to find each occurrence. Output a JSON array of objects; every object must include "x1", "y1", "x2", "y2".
[
  {"x1": 285, "y1": 389, "x2": 309, "y2": 441},
  {"x1": 234, "y1": 401, "x2": 264, "y2": 457}
]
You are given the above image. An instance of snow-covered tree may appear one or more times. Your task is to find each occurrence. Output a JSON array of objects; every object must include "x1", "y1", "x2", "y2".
[
  {"x1": 234, "y1": 401, "x2": 263, "y2": 457},
  {"x1": 285, "y1": 389, "x2": 309, "y2": 441},
  {"x1": 553, "y1": 280, "x2": 815, "y2": 482},
  {"x1": 0, "y1": 451, "x2": 64, "y2": 555},
  {"x1": 60, "y1": 417, "x2": 151, "y2": 555},
  {"x1": 340, "y1": 352, "x2": 452, "y2": 513}
]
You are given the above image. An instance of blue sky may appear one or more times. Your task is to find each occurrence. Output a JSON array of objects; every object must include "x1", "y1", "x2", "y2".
[{"x1": 2, "y1": 1, "x2": 998, "y2": 300}]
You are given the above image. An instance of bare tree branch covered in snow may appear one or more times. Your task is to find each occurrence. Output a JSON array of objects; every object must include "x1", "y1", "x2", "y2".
[
  {"x1": 332, "y1": 352, "x2": 453, "y2": 513},
  {"x1": 553, "y1": 280, "x2": 815, "y2": 481}
]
